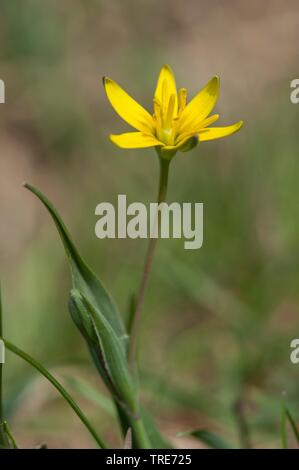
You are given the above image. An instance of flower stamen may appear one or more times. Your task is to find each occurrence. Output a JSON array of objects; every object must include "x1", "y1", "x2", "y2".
[
  {"x1": 161, "y1": 78, "x2": 168, "y2": 114},
  {"x1": 178, "y1": 88, "x2": 187, "y2": 117},
  {"x1": 164, "y1": 94, "x2": 176, "y2": 129}
]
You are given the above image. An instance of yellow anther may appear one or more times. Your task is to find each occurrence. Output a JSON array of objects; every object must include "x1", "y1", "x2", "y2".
[
  {"x1": 178, "y1": 88, "x2": 187, "y2": 116},
  {"x1": 164, "y1": 94, "x2": 176, "y2": 129}
]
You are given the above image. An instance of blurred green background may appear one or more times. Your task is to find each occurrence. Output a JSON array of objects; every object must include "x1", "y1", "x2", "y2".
[{"x1": 1, "y1": 0, "x2": 299, "y2": 448}]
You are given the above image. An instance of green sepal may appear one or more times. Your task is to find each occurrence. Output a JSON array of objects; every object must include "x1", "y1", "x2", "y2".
[{"x1": 179, "y1": 135, "x2": 198, "y2": 152}]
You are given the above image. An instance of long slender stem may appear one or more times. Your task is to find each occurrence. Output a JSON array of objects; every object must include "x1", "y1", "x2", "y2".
[
  {"x1": 2, "y1": 421, "x2": 18, "y2": 448},
  {"x1": 3, "y1": 339, "x2": 107, "y2": 449},
  {"x1": 281, "y1": 404, "x2": 288, "y2": 449},
  {"x1": 128, "y1": 156, "x2": 170, "y2": 367},
  {"x1": 132, "y1": 416, "x2": 151, "y2": 448}
]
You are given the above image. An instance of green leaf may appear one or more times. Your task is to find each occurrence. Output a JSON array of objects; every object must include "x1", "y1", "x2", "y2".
[
  {"x1": 126, "y1": 293, "x2": 136, "y2": 336},
  {"x1": 69, "y1": 290, "x2": 137, "y2": 415},
  {"x1": 0, "y1": 422, "x2": 12, "y2": 449},
  {"x1": 140, "y1": 406, "x2": 171, "y2": 449},
  {"x1": 285, "y1": 408, "x2": 299, "y2": 445},
  {"x1": 24, "y1": 184, "x2": 163, "y2": 449},
  {"x1": 24, "y1": 183, "x2": 128, "y2": 354},
  {"x1": 114, "y1": 402, "x2": 151, "y2": 449},
  {"x1": 65, "y1": 376, "x2": 115, "y2": 416},
  {"x1": 281, "y1": 405, "x2": 299, "y2": 448},
  {"x1": 115, "y1": 400, "x2": 170, "y2": 449},
  {"x1": 281, "y1": 404, "x2": 288, "y2": 449},
  {"x1": 178, "y1": 429, "x2": 233, "y2": 449},
  {"x1": 4, "y1": 339, "x2": 107, "y2": 448},
  {"x1": 0, "y1": 421, "x2": 18, "y2": 449}
]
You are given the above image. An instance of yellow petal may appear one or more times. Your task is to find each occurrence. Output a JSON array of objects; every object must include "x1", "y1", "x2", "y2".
[
  {"x1": 110, "y1": 132, "x2": 163, "y2": 149},
  {"x1": 154, "y1": 65, "x2": 177, "y2": 115},
  {"x1": 199, "y1": 121, "x2": 244, "y2": 142},
  {"x1": 176, "y1": 114, "x2": 220, "y2": 145},
  {"x1": 178, "y1": 76, "x2": 219, "y2": 133},
  {"x1": 197, "y1": 113, "x2": 220, "y2": 129},
  {"x1": 103, "y1": 77, "x2": 154, "y2": 133}
]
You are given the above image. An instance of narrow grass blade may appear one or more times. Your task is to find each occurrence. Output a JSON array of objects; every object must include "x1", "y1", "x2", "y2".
[
  {"x1": 282, "y1": 406, "x2": 299, "y2": 447},
  {"x1": 1, "y1": 422, "x2": 18, "y2": 448},
  {"x1": 178, "y1": 429, "x2": 233, "y2": 449},
  {"x1": 140, "y1": 406, "x2": 171, "y2": 448},
  {"x1": 65, "y1": 376, "x2": 115, "y2": 416},
  {"x1": 285, "y1": 408, "x2": 299, "y2": 444},
  {"x1": 281, "y1": 404, "x2": 288, "y2": 449},
  {"x1": 4, "y1": 339, "x2": 107, "y2": 448},
  {"x1": 126, "y1": 293, "x2": 136, "y2": 336}
]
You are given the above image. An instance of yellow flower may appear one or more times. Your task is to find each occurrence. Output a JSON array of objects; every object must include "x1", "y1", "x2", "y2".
[{"x1": 103, "y1": 65, "x2": 243, "y2": 158}]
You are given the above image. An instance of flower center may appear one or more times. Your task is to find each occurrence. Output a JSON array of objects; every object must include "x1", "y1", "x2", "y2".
[{"x1": 153, "y1": 87, "x2": 187, "y2": 146}]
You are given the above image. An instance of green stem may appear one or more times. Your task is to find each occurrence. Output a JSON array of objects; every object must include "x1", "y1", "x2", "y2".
[
  {"x1": 3, "y1": 339, "x2": 107, "y2": 449},
  {"x1": 2, "y1": 421, "x2": 18, "y2": 449},
  {"x1": 281, "y1": 404, "x2": 288, "y2": 449},
  {"x1": 132, "y1": 417, "x2": 151, "y2": 449},
  {"x1": 115, "y1": 402, "x2": 151, "y2": 449},
  {"x1": 128, "y1": 156, "x2": 170, "y2": 367}
]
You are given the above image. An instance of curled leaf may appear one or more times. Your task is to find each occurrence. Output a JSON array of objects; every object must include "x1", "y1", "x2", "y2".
[{"x1": 69, "y1": 290, "x2": 137, "y2": 415}]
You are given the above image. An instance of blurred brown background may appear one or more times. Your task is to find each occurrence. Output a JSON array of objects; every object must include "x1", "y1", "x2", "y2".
[{"x1": 0, "y1": 0, "x2": 299, "y2": 448}]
